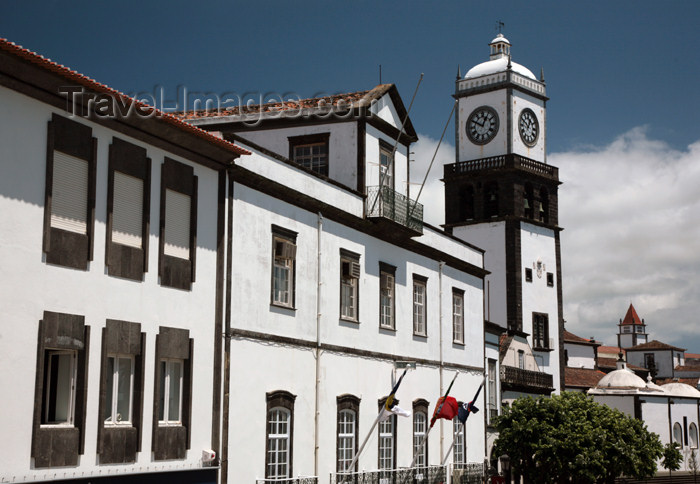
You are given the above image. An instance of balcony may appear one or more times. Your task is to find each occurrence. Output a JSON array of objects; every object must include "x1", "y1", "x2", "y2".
[
  {"x1": 256, "y1": 477, "x2": 318, "y2": 484},
  {"x1": 443, "y1": 153, "x2": 559, "y2": 181},
  {"x1": 366, "y1": 185, "x2": 423, "y2": 236},
  {"x1": 331, "y1": 465, "x2": 445, "y2": 484},
  {"x1": 500, "y1": 365, "x2": 554, "y2": 394}
]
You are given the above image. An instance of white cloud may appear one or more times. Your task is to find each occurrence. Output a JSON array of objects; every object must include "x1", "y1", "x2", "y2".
[{"x1": 413, "y1": 128, "x2": 700, "y2": 352}]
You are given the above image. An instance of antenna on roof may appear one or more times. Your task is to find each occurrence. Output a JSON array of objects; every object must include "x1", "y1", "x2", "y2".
[{"x1": 496, "y1": 20, "x2": 505, "y2": 34}]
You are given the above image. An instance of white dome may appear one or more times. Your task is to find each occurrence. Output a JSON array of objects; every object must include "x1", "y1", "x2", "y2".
[
  {"x1": 661, "y1": 382, "x2": 700, "y2": 398},
  {"x1": 464, "y1": 57, "x2": 537, "y2": 80},
  {"x1": 596, "y1": 368, "x2": 647, "y2": 389},
  {"x1": 490, "y1": 34, "x2": 511, "y2": 45}
]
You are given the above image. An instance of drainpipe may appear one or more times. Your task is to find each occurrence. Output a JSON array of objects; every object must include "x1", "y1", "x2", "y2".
[
  {"x1": 221, "y1": 167, "x2": 234, "y2": 484},
  {"x1": 438, "y1": 261, "x2": 445, "y2": 459},
  {"x1": 314, "y1": 212, "x2": 323, "y2": 477}
]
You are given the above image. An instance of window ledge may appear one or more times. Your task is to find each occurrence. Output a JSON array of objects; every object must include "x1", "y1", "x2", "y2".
[
  {"x1": 413, "y1": 332, "x2": 428, "y2": 339},
  {"x1": 533, "y1": 346, "x2": 555, "y2": 353},
  {"x1": 453, "y1": 340, "x2": 465, "y2": 346},
  {"x1": 158, "y1": 422, "x2": 183, "y2": 427},
  {"x1": 379, "y1": 325, "x2": 396, "y2": 332},
  {"x1": 340, "y1": 317, "x2": 359, "y2": 324},
  {"x1": 40, "y1": 423, "x2": 75, "y2": 429},
  {"x1": 270, "y1": 303, "x2": 297, "y2": 312}
]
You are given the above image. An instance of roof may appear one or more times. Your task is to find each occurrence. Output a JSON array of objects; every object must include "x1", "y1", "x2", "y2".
[
  {"x1": 620, "y1": 303, "x2": 644, "y2": 326},
  {"x1": 565, "y1": 367, "x2": 606, "y2": 389},
  {"x1": 657, "y1": 377, "x2": 700, "y2": 388},
  {"x1": 499, "y1": 334, "x2": 514, "y2": 363},
  {"x1": 490, "y1": 34, "x2": 511, "y2": 45},
  {"x1": 171, "y1": 84, "x2": 418, "y2": 140},
  {"x1": 660, "y1": 382, "x2": 700, "y2": 398},
  {"x1": 563, "y1": 330, "x2": 600, "y2": 346},
  {"x1": 685, "y1": 353, "x2": 700, "y2": 360},
  {"x1": 465, "y1": 56, "x2": 536, "y2": 80},
  {"x1": 625, "y1": 340, "x2": 686, "y2": 352},
  {"x1": 596, "y1": 366, "x2": 649, "y2": 390},
  {"x1": 598, "y1": 346, "x2": 626, "y2": 356},
  {"x1": 674, "y1": 364, "x2": 700, "y2": 371},
  {"x1": 0, "y1": 38, "x2": 250, "y2": 157},
  {"x1": 597, "y1": 357, "x2": 646, "y2": 372}
]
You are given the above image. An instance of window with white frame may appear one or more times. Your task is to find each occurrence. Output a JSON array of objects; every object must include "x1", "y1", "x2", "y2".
[
  {"x1": 265, "y1": 390, "x2": 295, "y2": 479},
  {"x1": 337, "y1": 409, "x2": 356, "y2": 472},
  {"x1": 518, "y1": 350, "x2": 525, "y2": 369},
  {"x1": 379, "y1": 263, "x2": 396, "y2": 330},
  {"x1": 690, "y1": 422, "x2": 698, "y2": 449},
  {"x1": 413, "y1": 409, "x2": 428, "y2": 467},
  {"x1": 158, "y1": 359, "x2": 183, "y2": 425},
  {"x1": 289, "y1": 133, "x2": 330, "y2": 177},
  {"x1": 453, "y1": 417, "x2": 465, "y2": 465},
  {"x1": 340, "y1": 251, "x2": 360, "y2": 321},
  {"x1": 532, "y1": 313, "x2": 549, "y2": 349},
  {"x1": 104, "y1": 355, "x2": 134, "y2": 425},
  {"x1": 267, "y1": 407, "x2": 291, "y2": 478},
  {"x1": 413, "y1": 276, "x2": 427, "y2": 336},
  {"x1": 271, "y1": 227, "x2": 297, "y2": 308},
  {"x1": 488, "y1": 358, "x2": 497, "y2": 423},
  {"x1": 379, "y1": 141, "x2": 394, "y2": 189},
  {"x1": 378, "y1": 414, "x2": 395, "y2": 470},
  {"x1": 452, "y1": 289, "x2": 464, "y2": 344},
  {"x1": 41, "y1": 349, "x2": 77, "y2": 425},
  {"x1": 674, "y1": 422, "x2": 683, "y2": 446}
]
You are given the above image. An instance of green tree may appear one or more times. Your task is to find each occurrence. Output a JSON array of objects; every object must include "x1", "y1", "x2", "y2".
[
  {"x1": 661, "y1": 442, "x2": 683, "y2": 481},
  {"x1": 493, "y1": 392, "x2": 663, "y2": 483},
  {"x1": 688, "y1": 449, "x2": 699, "y2": 483}
]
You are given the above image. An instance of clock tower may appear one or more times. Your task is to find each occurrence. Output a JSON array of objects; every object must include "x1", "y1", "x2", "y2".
[{"x1": 444, "y1": 34, "x2": 564, "y2": 392}]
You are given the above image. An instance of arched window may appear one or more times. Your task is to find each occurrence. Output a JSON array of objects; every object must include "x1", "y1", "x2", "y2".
[
  {"x1": 673, "y1": 422, "x2": 683, "y2": 446},
  {"x1": 337, "y1": 394, "x2": 360, "y2": 473},
  {"x1": 413, "y1": 399, "x2": 429, "y2": 467},
  {"x1": 485, "y1": 183, "x2": 499, "y2": 218},
  {"x1": 539, "y1": 187, "x2": 549, "y2": 223},
  {"x1": 690, "y1": 422, "x2": 699, "y2": 449},
  {"x1": 266, "y1": 391, "x2": 295, "y2": 479},
  {"x1": 458, "y1": 185, "x2": 475, "y2": 221}
]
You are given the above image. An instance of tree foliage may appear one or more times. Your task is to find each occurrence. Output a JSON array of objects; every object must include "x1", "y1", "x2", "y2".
[
  {"x1": 493, "y1": 392, "x2": 664, "y2": 483},
  {"x1": 662, "y1": 442, "x2": 683, "y2": 474}
]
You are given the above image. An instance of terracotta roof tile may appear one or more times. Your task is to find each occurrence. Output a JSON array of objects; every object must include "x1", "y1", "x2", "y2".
[
  {"x1": 563, "y1": 330, "x2": 599, "y2": 345},
  {"x1": 0, "y1": 38, "x2": 250, "y2": 157},
  {"x1": 565, "y1": 367, "x2": 606, "y2": 389},
  {"x1": 657, "y1": 377, "x2": 699, "y2": 387},
  {"x1": 597, "y1": 357, "x2": 646, "y2": 371},
  {"x1": 621, "y1": 303, "x2": 644, "y2": 326},
  {"x1": 598, "y1": 346, "x2": 626, "y2": 355},
  {"x1": 625, "y1": 340, "x2": 686, "y2": 352}
]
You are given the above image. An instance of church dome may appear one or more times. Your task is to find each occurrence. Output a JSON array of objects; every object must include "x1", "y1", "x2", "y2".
[
  {"x1": 661, "y1": 382, "x2": 700, "y2": 398},
  {"x1": 596, "y1": 367, "x2": 647, "y2": 390},
  {"x1": 464, "y1": 33, "x2": 537, "y2": 81}
]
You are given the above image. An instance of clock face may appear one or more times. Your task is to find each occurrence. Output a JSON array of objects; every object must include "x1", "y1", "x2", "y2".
[
  {"x1": 518, "y1": 108, "x2": 539, "y2": 146},
  {"x1": 466, "y1": 106, "x2": 499, "y2": 145}
]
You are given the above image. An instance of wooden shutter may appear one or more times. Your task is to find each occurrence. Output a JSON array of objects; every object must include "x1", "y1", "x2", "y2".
[
  {"x1": 164, "y1": 189, "x2": 191, "y2": 259},
  {"x1": 51, "y1": 150, "x2": 88, "y2": 234},
  {"x1": 112, "y1": 172, "x2": 144, "y2": 248}
]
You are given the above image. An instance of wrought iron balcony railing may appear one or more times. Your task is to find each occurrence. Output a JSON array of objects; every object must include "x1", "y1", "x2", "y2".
[
  {"x1": 500, "y1": 365, "x2": 554, "y2": 392},
  {"x1": 366, "y1": 185, "x2": 423, "y2": 234},
  {"x1": 331, "y1": 465, "x2": 445, "y2": 484},
  {"x1": 256, "y1": 477, "x2": 318, "y2": 484},
  {"x1": 451, "y1": 463, "x2": 485, "y2": 484}
]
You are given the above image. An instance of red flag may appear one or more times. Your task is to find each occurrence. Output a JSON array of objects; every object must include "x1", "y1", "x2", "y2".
[{"x1": 432, "y1": 396, "x2": 459, "y2": 421}]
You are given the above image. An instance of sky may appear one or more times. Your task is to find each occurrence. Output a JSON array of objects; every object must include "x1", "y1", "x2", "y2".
[{"x1": 2, "y1": 1, "x2": 699, "y2": 351}]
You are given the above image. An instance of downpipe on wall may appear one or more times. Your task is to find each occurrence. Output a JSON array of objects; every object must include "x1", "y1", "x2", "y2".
[{"x1": 314, "y1": 212, "x2": 323, "y2": 476}]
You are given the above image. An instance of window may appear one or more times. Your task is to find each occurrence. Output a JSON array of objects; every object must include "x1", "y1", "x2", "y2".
[
  {"x1": 485, "y1": 182, "x2": 499, "y2": 218},
  {"x1": 106, "y1": 137, "x2": 151, "y2": 281},
  {"x1": 32, "y1": 311, "x2": 89, "y2": 468},
  {"x1": 379, "y1": 140, "x2": 394, "y2": 189},
  {"x1": 413, "y1": 400, "x2": 429, "y2": 467},
  {"x1": 413, "y1": 275, "x2": 428, "y2": 336},
  {"x1": 379, "y1": 263, "x2": 396, "y2": 330},
  {"x1": 104, "y1": 355, "x2": 134, "y2": 425},
  {"x1": 518, "y1": 350, "x2": 525, "y2": 369},
  {"x1": 266, "y1": 391, "x2": 296, "y2": 479},
  {"x1": 271, "y1": 226, "x2": 297, "y2": 308},
  {"x1": 623, "y1": 325, "x2": 632, "y2": 333},
  {"x1": 690, "y1": 422, "x2": 698, "y2": 449},
  {"x1": 673, "y1": 422, "x2": 683, "y2": 446},
  {"x1": 539, "y1": 187, "x2": 549, "y2": 223},
  {"x1": 533, "y1": 313, "x2": 549, "y2": 349},
  {"x1": 337, "y1": 395, "x2": 360, "y2": 473},
  {"x1": 453, "y1": 417, "x2": 465, "y2": 465},
  {"x1": 340, "y1": 250, "x2": 361, "y2": 321},
  {"x1": 98, "y1": 319, "x2": 145, "y2": 464},
  {"x1": 43, "y1": 114, "x2": 97, "y2": 270},
  {"x1": 378, "y1": 399, "x2": 396, "y2": 470},
  {"x1": 42, "y1": 350, "x2": 77, "y2": 425},
  {"x1": 488, "y1": 359, "x2": 497, "y2": 423},
  {"x1": 458, "y1": 185, "x2": 475, "y2": 221},
  {"x1": 636, "y1": 326, "x2": 644, "y2": 333},
  {"x1": 524, "y1": 184, "x2": 534, "y2": 219},
  {"x1": 159, "y1": 158, "x2": 197, "y2": 290},
  {"x1": 547, "y1": 272, "x2": 554, "y2": 287},
  {"x1": 152, "y1": 327, "x2": 193, "y2": 461},
  {"x1": 452, "y1": 289, "x2": 465, "y2": 344},
  {"x1": 525, "y1": 268, "x2": 533, "y2": 282},
  {"x1": 289, "y1": 133, "x2": 330, "y2": 176},
  {"x1": 158, "y1": 359, "x2": 183, "y2": 424}
]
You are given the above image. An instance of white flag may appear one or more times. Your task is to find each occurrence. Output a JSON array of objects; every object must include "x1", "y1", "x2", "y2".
[{"x1": 380, "y1": 405, "x2": 412, "y2": 421}]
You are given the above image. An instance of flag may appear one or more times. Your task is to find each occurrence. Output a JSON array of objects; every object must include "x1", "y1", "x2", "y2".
[
  {"x1": 384, "y1": 369, "x2": 407, "y2": 412},
  {"x1": 379, "y1": 405, "x2": 412, "y2": 421},
  {"x1": 457, "y1": 400, "x2": 479, "y2": 424},
  {"x1": 432, "y1": 396, "x2": 459, "y2": 421}
]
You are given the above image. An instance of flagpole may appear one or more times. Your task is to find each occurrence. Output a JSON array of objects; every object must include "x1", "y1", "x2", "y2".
[
  {"x1": 408, "y1": 371, "x2": 459, "y2": 470},
  {"x1": 344, "y1": 369, "x2": 408, "y2": 473},
  {"x1": 441, "y1": 378, "x2": 486, "y2": 466}
]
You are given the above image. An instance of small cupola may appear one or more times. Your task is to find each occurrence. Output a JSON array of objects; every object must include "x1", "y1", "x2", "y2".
[{"x1": 489, "y1": 34, "x2": 511, "y2": 60}]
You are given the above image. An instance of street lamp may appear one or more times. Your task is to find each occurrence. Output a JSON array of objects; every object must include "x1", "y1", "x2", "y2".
[{"x1": 499, "y1": 454, "x2": 511, "y2": 484}]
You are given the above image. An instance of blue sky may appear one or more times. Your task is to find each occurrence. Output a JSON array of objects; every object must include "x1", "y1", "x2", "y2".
[{"x1": 2, "y1": 1, "x2": 700, "y2": 352}]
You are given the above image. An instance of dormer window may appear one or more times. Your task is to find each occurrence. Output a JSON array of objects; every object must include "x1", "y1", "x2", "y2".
[{"x1": 288, "y1": 133, "x2": 330, "y2": 176}]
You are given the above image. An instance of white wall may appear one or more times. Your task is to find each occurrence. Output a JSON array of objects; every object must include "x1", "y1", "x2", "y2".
[
  {"x1": 0, "y1": 86, "x2": 219, "y2": 481},
  {"x1": 565, "y1": 343, "x2": 596, "y2": 369},
  {"x1": 457, "y1": 89, "x2": 508, "y2": 162},
  {"x1": 627, "y1": 350, "x2": 683, "y2": 379},
  {"x1": 510, "y1": 91, "x2": 546, "y2": 163}
]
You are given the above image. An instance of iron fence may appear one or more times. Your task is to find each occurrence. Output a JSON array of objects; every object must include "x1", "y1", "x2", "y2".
[
  {"x1": 256, "y1": 477, "x2": 318, "y2": 484},
  {"x1": 451, "y1": 463, "x2": 484, "y2": 484},
  {"x1": 366, "y1": 185, "x2": 423, "y2": 233},
  {"x1": 331, "y1": 465, "x2": 446, "y2": 484}
]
